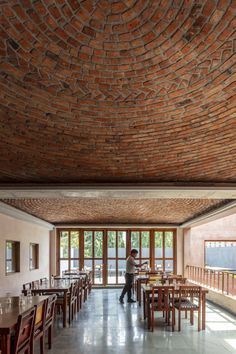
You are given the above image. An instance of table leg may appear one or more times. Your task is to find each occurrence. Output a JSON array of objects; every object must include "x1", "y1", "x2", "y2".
[
  {"x1": 63, "y1": 291, "x2": 67, "y2": 328},
  {"x1": 202, "y1": 292, "x2": 206, "y2": 330},
  {"x1": 138, "y1": 281, "x2": 141, "y2": 306},
  {"x1": 147, "y1": 294, "x2": 151, "y2": 330},
  {"x1": 143, "y1": 289, "x2": 146, "y2": 320},
  {"x1": 1, "y1": 334, "x2": 11, "y2": 354}
]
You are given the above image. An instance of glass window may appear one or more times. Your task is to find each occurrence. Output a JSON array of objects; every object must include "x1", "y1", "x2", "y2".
[
  {"x1": 108, "y1": 231, "x2": 116, "y2": 258},
  {"x1": 141, "y1": 231, "x2": 150, "y2": 258},
  {"x1": 60, "y1": 232, "x2": 69, "y2": 258},
  {"x1": 94, "y1": 231, "x2": 103, "y2": 258},
  {"x1": 118, "y1": 231, "x2": 126, "y2": 258},
  {"x1": 155, "y1": 231, "x2": 163, "y2": 258},
  {"x1": 84, "y1": 231, "x2": 93, "y2": 258},
  {"x1": 131, "y1": 231, "x2": 140, "y2": 250},
  {"x1": 107, "y1": 259, "x2": 116, "y2": 284},
  {"x1": 165, "y1": 231, "x2": 173, "y2": 258},
  {"x1": 70, "y1": 231, "x2": 79, "y2": 259},
  {"x1": 94, "y1": 260, "x2": 103, "y2": 284},
  {"x1": 29, "y1": 243, "x2": 39, "y2": 270},
  {"x1": 6, "y1": 241, "x2": 20, "y2": 274}
]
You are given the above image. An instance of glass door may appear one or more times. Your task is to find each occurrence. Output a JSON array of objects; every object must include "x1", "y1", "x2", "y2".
[
  {"x1": 107, "y1": 230, "x2": 127, "y2": 284},
  {"x1": 154, "y1": 230, "x2": 174, "y2": 272},
  {"x1": 84, "y1": 230, "x2": 104, "y2": 285},
  {"x1": 59, "y1": 230, "x2": 80, "y2": 274},
  {"x1": 130, "y1": 230, "x2": 150, "y2": 268}
]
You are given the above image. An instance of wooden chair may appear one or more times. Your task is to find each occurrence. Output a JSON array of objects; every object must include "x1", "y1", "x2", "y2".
[
  {"x1": 174, "y1": 285, "x2": 202, "y2": 331},
  {"x1": 40, "y1": 278, "x2": 48, "y2": 284},
  {"x1": 45, "y1": 294, "x2": 57, "y2": 349},
  {"x1": 150, "y1": 286, "x2": 175, "y2": 332},
  {"x1": 12, "y1": 307, "x2": 36, "y2": 354},
  {"x1": 168, "y1": 277, "x2": 187, "y2": 285},
  {"x1": 56, "y1": 282, "x2": 78, "y2": 325},
  {"x1": 32, "y1": 280, "x2": 40, "y2": 289},
  {"x1": 23, "y1": 282, "x2": 31, "y2": 291},
  {"x1": 31, "y1": 298, "x2": 48, "y2": 354},
  {"x1": 77, "y1": 279, "x2": 83, "y2": 311}
]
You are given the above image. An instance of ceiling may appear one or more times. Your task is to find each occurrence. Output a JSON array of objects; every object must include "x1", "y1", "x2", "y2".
[
  {"x1": 0, "y1": 1, "x2": 236, "y2": 184},
  {"x1": 1, "y1": 198, "x2": 232, "y2": 225},
  {"x1": 0, "y1": 1, "x2": 236, "y2": 226}
]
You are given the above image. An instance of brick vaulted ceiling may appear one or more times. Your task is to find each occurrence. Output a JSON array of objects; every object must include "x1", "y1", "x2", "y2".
[
  {"x1": 1, "y1": 198, "x2": 232, "y2": 225},
  {"x1": 0, "y1": 0, "x2": 236, "y2": 184}
]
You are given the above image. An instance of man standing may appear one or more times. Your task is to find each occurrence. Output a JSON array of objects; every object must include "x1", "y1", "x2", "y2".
[{"x1": 119, "y1": 249, "x2": 148, "y2": 304}]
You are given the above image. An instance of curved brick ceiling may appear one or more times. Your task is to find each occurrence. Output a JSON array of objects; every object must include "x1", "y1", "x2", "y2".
[
  {"x1": 1, "y1": 198, "x2": 232, "y2": 224},
  {"x1": 0, "y1": 1, "x2": 236, "y2": 183}
]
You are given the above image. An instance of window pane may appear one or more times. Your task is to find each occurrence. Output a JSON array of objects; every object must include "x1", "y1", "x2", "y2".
[
  {"x1": 107, "y1": 260, "x2": 116, "y2": 284},
  {"x1": 155, "y1": 259, "x2": 163, "y2": 271},
  {"x1": 6, "y1": 260, "x2": 13, "y2": 273},
  {"x1": 155, "y1": 231, "x2": 163, "y2": 258},
  {"x1": 60, "y1": 260, "x2": 69, "y2": 274},
  {"x1": 94, "y1": 231, "x2": 103, "y2": 258},
  {"x1": 6, "y1": 241, "x2": 13, "y2": 259},
  {"x1": 84, "y1": 231, "x2": 93, "y2": 258},
  {"x1": 141, "y1": 231, "x2": 150, "y2": 258},
  {"x1": 131, "y1": 231, "x2": 140, "y2": 250},
  {"x1": 165, "y1": 260, "x2": 173, "y2": 272},
  {"x1": 107, "y1": 231, "x2": 116, "y2": 258},
  {"x1": 70, "y1": 231, "x2": 79, "y2": 258},
  {"x1": 165, "y1": 232, "x2": 173, "y2": 258},
  {"x1": 60, "y1": 232, "x2": 69, "y2": 258},
  {"x1": 84, "y1": 259, "x2": 92, "y2": 271},
  {"x1": 94, "y1": 260, "x2": 103, "y2": 284},
  {"x1": 118, "y1": 260, "x2": 126, "y2": 284},
  {"x1": 118, "y1": 231, "x2": 126, "y2": 258},
  {"x1": 70, "y1": 259, "x2": 79, "y2": 271}
]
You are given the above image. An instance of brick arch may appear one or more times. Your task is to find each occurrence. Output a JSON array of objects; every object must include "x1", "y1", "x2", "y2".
[{"x1": 0, "y1": 1, "x2": 236, "y2": 183}]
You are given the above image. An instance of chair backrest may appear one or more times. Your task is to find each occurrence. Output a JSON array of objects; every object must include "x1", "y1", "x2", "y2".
[
  {"x1": 32, "y1": 280, "x2": 40, "y2": 289},
  {"x1": 46, "y1": 294, "x2": 57, "y2": 324},
  {"x1": 34, "y1": 298, "x2": 48, "y2": 332},
  {"x1": 138, "y1": 271, "x2": 147, "y2": 275},
  {"x1": 40, "y1": 277, "x2": 48, "y2": 284},
  {"x1": 168, "y1": 277, "x2": 187, "y2": 285},
  {"x1": 13, "y1": 308, "x2": 36, "y2": 354},
  {"x1": 23, "y1": 282, "x2": 31, "y2": 291},
  {"x1": 178, "y1": 285, "x2": 202, "y2": 308},
  {"x1": 151, "y1": 286, "x2": 174, "y2": 311}
]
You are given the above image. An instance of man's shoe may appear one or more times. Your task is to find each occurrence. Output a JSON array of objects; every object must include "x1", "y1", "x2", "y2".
[
  {"x1": 127, "y1": 299, "x2": 136, "y2": 303},
  {"x1": 119, "y1": 298, "x2": 124, "y2": 304}
]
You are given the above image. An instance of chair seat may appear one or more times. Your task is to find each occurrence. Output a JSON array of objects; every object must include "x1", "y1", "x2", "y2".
[{"x1": 174, "y1": 300, "x2": 198, "y2": 309}]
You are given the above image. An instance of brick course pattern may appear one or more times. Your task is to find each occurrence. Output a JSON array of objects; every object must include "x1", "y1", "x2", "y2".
[
  {"x1": 0, "y1": 1, "x2": 236, "y2": 183},
  {"x1": 1, "y1": 198, "x2": 231, "y2": 225}
]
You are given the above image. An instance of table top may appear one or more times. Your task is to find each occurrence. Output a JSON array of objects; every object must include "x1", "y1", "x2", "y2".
[
  {"x1": 0, "y1": 296, "x2": 48, "y2": 333},
  {"x1": 31, "y1": 279, "x2": 75, "y2": 292},
  {"x1": 141, "y1": 283, "x2": 208, "y2": 293}
]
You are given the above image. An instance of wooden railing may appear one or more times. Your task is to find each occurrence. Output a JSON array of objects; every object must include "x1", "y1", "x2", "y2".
[{"x1": 186, "y1": 265, "x2": 236, "y2": 297}]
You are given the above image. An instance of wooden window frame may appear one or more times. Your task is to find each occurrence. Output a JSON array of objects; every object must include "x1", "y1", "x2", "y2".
[
  {"x1": 5, "y1": 240, "x2": 20, "y2": 275},
  {"x1": 57, "y1": 228, "x2": 177, "y2": 285},
  {"x1": 29, "y1": 243, "x2": 39, "y2": 270}
]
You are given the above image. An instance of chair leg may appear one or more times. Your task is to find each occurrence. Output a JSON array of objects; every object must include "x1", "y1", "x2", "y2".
[
  {"x1": 48, "y1": 326, "x2": 52, "y2": 349},
  {"x1": 40, "y1": 335, "x2": 45, "y2": 354},
  {"x1": 198, "y1": 309, "x2": 201, "y2": 332},
  {"x1": 172, "y1": 308, "x2": 175, "y2": 332},
  {"x1": 185, "y1": 310, "x2": 187, "y2": 319},
  {"x1": 178, "y1": 310, "x2": 181, "y2": 331},
  {"x1": 190, "y1": 310, "x2": 194, "y2": 325}
]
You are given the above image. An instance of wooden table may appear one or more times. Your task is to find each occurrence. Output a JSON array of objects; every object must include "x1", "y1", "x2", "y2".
[
  {"x1": 141, "y1": 284, "x2": 208, "y2": 330},
  {"x1": 30, "y1": 280, "x2": 75, "y2": 328},
  {"x1": 0, "y1": 296, "x2": 48, "y2": 354}
]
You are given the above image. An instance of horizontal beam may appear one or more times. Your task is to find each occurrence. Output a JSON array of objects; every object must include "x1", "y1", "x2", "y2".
[{"x1": 0, "y1": 183, "x2": 236, "y2": 199}]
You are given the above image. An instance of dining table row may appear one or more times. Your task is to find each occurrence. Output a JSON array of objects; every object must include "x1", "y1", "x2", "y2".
[
  {"x1": 0, "y1": 271, "x2": 92, "y2": 354},
  {"x1": 134, "y1": 270, "x2": 208, "y2": 332}
]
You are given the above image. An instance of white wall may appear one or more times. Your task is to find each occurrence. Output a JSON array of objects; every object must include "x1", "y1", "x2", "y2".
[{"x1": 0, "y1": 213, "x2": 50, "y2": 296}]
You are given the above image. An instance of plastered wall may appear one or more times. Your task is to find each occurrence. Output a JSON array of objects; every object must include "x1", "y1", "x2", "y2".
[{"x1": 0, "y1": 213, "x2": 50, "y2": 296}]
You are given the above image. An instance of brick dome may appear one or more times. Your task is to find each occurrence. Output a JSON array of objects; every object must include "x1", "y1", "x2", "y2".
[{"x1": 0, "y1": 1, "x2": 236, "y2": 183}]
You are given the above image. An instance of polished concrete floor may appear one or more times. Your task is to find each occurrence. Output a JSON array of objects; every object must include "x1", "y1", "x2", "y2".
[{"x1": 47, "y1": 289, "x2": 236, "y2": 354}]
